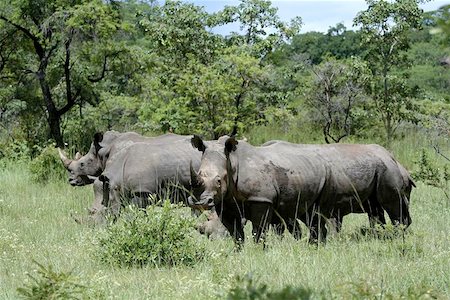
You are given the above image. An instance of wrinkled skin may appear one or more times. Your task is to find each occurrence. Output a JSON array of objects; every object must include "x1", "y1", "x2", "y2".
[
  {"x1": 189, "y1": 136, "x2": 413, "y2": 244},
  {"x1": 99, "y1": 138, "x2": 202, "y2": 217}
]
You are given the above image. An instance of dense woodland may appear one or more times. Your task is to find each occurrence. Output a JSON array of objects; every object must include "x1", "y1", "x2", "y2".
[{"x1": 0, "y1": 0, "x2": 449, "y2": 155}]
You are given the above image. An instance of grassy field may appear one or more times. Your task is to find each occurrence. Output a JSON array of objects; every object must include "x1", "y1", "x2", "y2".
[{"x1": 1, "y1": 138, "x2": 450, "y2": 299}]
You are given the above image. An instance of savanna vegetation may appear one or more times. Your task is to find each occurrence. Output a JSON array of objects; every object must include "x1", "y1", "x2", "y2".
[{"x1": 1, "y1": 0, "x2": 450, "y2": 299}]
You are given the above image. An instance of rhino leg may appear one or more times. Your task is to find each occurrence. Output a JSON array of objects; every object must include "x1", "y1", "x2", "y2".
[
  {"x1": 306, "y1": 205, "x2": 327, "y2": 244},
  {"x1": 270, "y1": 212, "x2": 302, "y2": 239},
  {"x1": 88, "y1": 179, "x2": 106, "y2": 214},
  {"x1": 286, "y1": 218, "x2": 302, "y2": 239},
  {"x1": 131, "y1": 192, "x2": 150, "y2": 208},
  {"x1": 249, "y1": 202, "x2": 273, "y2": 244},
  {"x1": 216, "y1": 204, "x2": 244, "y2": 245},
  {"x1": 367, "y1": 199, "x2": 386, "y2": 228}
]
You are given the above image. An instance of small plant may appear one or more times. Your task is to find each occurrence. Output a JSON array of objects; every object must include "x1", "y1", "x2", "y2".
[
  {"x1": 226, "y1": 274, "x2": 313, "y2": 300},
  {"x1": 29, "y1": 145, "x2": 66, "y2": 183},
  {"x1": 17, "y1": 260, "x2": 101, "y2": 299},
  {"x1": 340, "y1": 280, "x2": 441, "y2": 299},
  {"x1": 97, "y1": 201, "x2": 206, "y2": 267},
  {"x1": 412, "y1": 148, "x2": 450, "y2": 207},
  {"x1": 412, "y1": 148, "x2": 441, "y2": 186}
]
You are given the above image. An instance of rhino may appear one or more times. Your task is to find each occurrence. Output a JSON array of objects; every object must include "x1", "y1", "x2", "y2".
[
  {"x1": 59, "y1": 131, "x2": 186, "y2": 214},
  {"x1": 262, "y1": 140, "x2": 415, "y2": 233},
  {"x1": 188, "y1": 136, "x2": 413, "y2": 244},
  {"x1": 98, "y1": 138, "x2": 202, "y2": 216},
  {"x1": 59, "y1": 131, "x2": 185, "y2": 186}
]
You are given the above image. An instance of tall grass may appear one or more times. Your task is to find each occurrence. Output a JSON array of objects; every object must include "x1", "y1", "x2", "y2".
[{"x1": 1, "y1": 132, "x2": 449, "y2": 299}]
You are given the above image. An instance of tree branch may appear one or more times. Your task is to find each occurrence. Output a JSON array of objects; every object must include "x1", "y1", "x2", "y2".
[
  {"x1": 87, "y1": 51, "x2": 123, "y2": 83},
  {"x1": 0, "y1": 15, "x2": 45, "y2": 59}
]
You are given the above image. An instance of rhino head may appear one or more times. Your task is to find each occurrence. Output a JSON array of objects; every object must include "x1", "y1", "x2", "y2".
[
  {"x1": 58, "y1": 132, "x2": 105, "y2": 186},
  {"x1": 188, "y1": 135, "x2": 238, "y2": 209}
]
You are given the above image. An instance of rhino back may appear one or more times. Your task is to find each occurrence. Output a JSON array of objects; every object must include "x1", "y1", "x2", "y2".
[
  {"x1": 103, "y1": 139, "x2": 201, "y2": 194},
  {"x1": 99, "y1": 132, "x2": 188, "y2": 169}
]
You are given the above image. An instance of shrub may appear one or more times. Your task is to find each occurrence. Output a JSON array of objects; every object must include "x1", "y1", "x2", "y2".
[
  {"x1": 0, "y1": 139, "x2": 31, "y2": 162},
  {"x1": 97, "y1": 202, "x2": 206, "y2": 267},
  {"x1": 226, "y1": 274, "x2": 313, "y2": 300},
  {"x1": 412, "y1": 148, "x2": 441, "y2": 186},
  {"x1": 17, "y1": 260, "x2": 103, "y2": 299},
  {"x1": 29, "y1": 145, "x2": 66, "y2": 183}
]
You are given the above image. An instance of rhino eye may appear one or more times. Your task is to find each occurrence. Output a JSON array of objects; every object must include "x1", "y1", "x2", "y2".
[
  {"x1": 215, "y1": 177, "x2": 221, "y2": 187},
  {"x1": 80, "y1": 162, "x2": 85, "y2": 168}
]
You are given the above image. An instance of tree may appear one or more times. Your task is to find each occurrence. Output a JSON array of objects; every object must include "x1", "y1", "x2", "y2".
[
  {"x1": 210, "y1": 0, "x2": 302, "y2": 134},
  {"x1": 213, "y1": 0, "x2": 302, "y2": 59},
  {"x1": 433, "y1": 4, "x2": 450, "y2": 44},
  {"x1": 306, "y1": 58, "x2": 369, "y2": 143},
  {"x1": 354, "y1": 0, "x2": 423, "y2": 145},
  {"x1": 139, "y1": 49, "x2": 265, "y2": 139},
  {"x1": 137, "y1": 0, "x2": 220, "y2": 67},
  {"x1": 0, "y1": 0, "x2": 124, "y2": 147}
]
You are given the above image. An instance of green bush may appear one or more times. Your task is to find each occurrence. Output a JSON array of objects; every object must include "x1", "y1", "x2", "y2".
[
  {"x1": 226, "y1": 274, "x2": 313, "y2": 300},
  {"x1": 412, "y1": 148, "x2": 442, "y2": 186},
  {"x1": 97, "y1": 202, "x2": 206, "y2": 267},
  {"x1": 29, "y1": 145, "x2": 66, "y2": 183},
  {"x1": 17, "y1": 261, "x2": 103, "y2": 299},
  {"x1": 0, "y1": 139, "x2": 32, "y2": 162}
]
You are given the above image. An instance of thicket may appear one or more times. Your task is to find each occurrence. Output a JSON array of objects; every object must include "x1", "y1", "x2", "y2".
[{"x1": 96, "y1": 202, "x2": 207, "y2": 267}]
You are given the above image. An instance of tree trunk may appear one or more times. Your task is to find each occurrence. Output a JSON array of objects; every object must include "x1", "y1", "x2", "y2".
[{"x1": 37, "y1": 69, "x2": 64, "y2": 147}]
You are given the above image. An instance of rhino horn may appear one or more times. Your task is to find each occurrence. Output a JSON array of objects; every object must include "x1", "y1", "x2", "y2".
[
  {"x1": 58, "y1": 148, "x2": 72, "y2": 168},
  {"x1": 74, "y1": 152, "x2": 82, "y2": 160},
  {"x1": 190, "y1": 161, "x2": 202, "y2": 187}
]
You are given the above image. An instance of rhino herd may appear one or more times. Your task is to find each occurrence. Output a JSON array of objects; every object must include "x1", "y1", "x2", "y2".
[{"x1": 59, "y1": 131, "x2": 414, "y2": 244}]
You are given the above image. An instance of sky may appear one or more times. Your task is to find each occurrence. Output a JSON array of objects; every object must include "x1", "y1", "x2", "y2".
[{"x1": 187, "y1": 0, "x2": 449, "y2": 34}]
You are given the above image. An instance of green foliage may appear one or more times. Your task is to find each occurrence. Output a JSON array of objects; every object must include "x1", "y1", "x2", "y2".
[
  {"x1": 213, "y1": 0, "x2": 302, "y2": 58},
  {"x1": 306, "y1": 57, "x2": 370, "y2": 143},
  {"x1": 17, "y1": 260, "x2": 103, "y2": 300},
  {"x1": 0, "y1": 0, "x2": 127, "y2": 147},
  {"x1": 0, "y1": 140, "x2": 32, "y2": 161},
  {"x1": 0, "y1": 0, "x2": 448, "y2": 161},
  {"x1": 272, "y1": 23, "x2": 365, "y2": 65},
  {"x1": 138, "y1": 0, "x2": 218, "y2": 65},
  {"x1": 412, "y1": 149, "x2": 441, "y2": 186},
  {"x1": 430, "y1": 4, "x2": 450, "y2": 44},
  {"x1": 29, "y1": 145, "x2": 66, "y2": 183},
  {"x1": 97, "y1": 202, "x2": 206, "y2": 267},
  {"x1": 354, "y1": 0, "x2": 423, "y2": 145},
  {"x1": 226, "y1": 274, "x2": 313, "y2": 300}
]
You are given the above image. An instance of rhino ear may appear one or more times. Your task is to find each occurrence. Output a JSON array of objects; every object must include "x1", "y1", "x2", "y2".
[
  {"x1": 225, "y1": 137, "x2": 238, "y2": 155},
  {"x1": 93, "y1": 132, "x2": 104, "y2": 154},
  {"x1": 191, "y1": 135, "x2": 206, "y2": 152}
]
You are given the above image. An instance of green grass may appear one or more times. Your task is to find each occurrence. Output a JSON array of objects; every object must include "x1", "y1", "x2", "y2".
[{"x1": 1, "y1": 141, "x2": 450, "y2": 299}]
